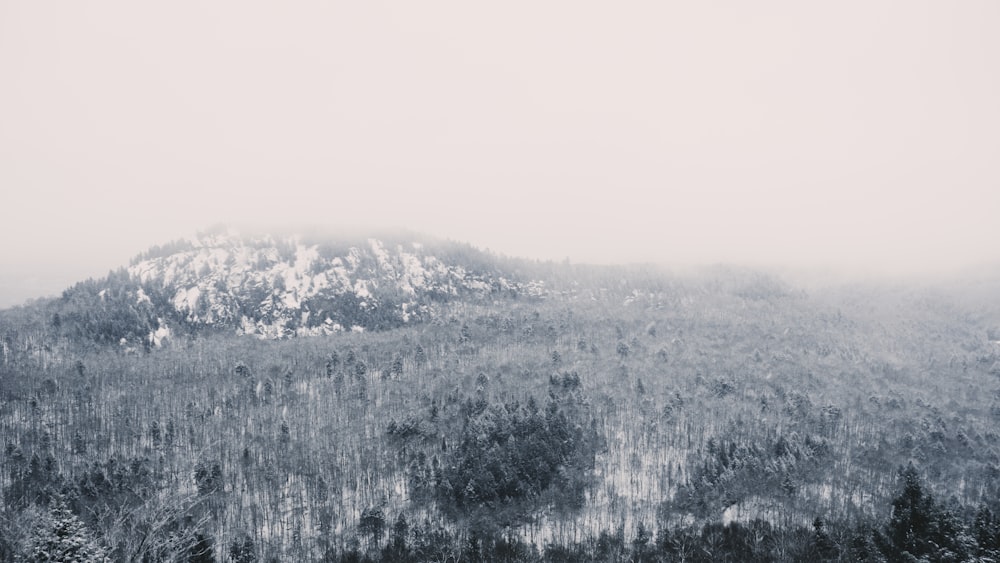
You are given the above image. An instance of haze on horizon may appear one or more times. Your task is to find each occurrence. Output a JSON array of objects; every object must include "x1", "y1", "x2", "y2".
[{"x1": 1, "y1": 1, "x2": 998, "y2": 308}]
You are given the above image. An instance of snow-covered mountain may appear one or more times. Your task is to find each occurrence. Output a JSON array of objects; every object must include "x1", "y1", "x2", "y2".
[{"x1": 56, "y1": 229, "x2": 545, "y2": 345}]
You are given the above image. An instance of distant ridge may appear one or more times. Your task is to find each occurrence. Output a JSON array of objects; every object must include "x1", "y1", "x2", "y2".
[{"x1": 48, "y1": 228, "x2": 545, "y2": 346}]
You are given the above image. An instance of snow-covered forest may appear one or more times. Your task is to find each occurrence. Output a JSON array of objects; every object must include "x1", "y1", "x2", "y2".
[{"x1": 2, "y1": 237, "x2": 1000, "y2": 561}]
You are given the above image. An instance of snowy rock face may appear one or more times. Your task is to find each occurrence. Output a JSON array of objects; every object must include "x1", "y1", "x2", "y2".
[{"x1": 125, "y1": 231, "x2": 538, "y2": 339}]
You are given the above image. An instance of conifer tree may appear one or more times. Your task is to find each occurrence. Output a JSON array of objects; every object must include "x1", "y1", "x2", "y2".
[
  {"x1": 229, "y1": 533, "x2": 256, "y2": 563},
  {"x1": 813, "y1": 516, "x2": 836, "y2": 559},
  {"x1": 188, "y1": 532, "x2": 216, "y2": 563},
  {"x1": 29, "y1": 500, "x2": 108, "y2": 563}
]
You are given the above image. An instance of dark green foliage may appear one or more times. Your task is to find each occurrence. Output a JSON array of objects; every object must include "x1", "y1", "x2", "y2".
[
  {"x1": 194, "y1": 461, "x2": 223, "y2": 495},
  {"x1": 450, "y1": 400, "x2": 592, "y2": 511},
  {"x1": 149, "y1": 420, "x2": 161, "y2": 447},
  {"x1": 5, "y1": 451, "x2": 62, "y2": 509},
  {"x1": 885, "y1": 463, "x2": 933, "y2": 557},
  {"x1": 131, "y1": 239, "x2": 198, "y2": 263},
  {"x1": 879, "y1": 463, "x2": 976, "y2": 562},
  {"x1": 548, "y1": 371, "x2": 581, "y2": 391},
  {"x1": 389, "y1": 512, "x2": 408, "y2": 555},
  {"x1": 302, "y1": 292, "x2": 409, "y2": 331},
  {"x1": 0, "y1": 533, "x2": 12, "y2": 563},
  {"x1": 813, "y1": 517, "x2": 837, "y2": 560},
  {"x1": 975, "y1": 503, "x2": 1000, "y2": 557},
  {"x1": 188, "y1": 532, "x2": 216, "y2": 563},
  {"x1": 56, "y1": 273, "x2": 182, "y2": 346},
  {"x1": 229, "y1": 533, "x2": 257, "y2": 563},
  {"x1": 386, "y1": 415, "x2": 429, "y2": 441},
  {"x1": 632, "y1": 521, "x2": 652, "y2": 561},
  {"x1": 359, "y1": 507, "x2": 385, "y2": 548},
  {"x1": 670, "y1": 432, "x2": 829, "y2": 517}
]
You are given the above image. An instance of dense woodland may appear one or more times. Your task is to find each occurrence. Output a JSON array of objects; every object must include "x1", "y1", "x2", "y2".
[{"x1": 3, "y1": 256, "x2": 1000, "y2": 561}]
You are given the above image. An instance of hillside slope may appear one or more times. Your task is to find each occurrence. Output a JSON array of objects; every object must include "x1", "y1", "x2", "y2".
[
  {"x1": 3, "y1": 235, "x2": 1000, "y2": 561},
  {"x1": 46, "y1": 229, "x2": 544, "y2": 345}
]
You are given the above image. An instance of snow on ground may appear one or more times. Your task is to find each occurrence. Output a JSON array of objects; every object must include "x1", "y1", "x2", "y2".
[
  {"x1": 353, "y1": 280, "x2": 371, "y2": 299},
  {"x1": 397, "y1": 248, "x2": 428, "y2": 295},
  {"x1": 346, "y1": 247, "x2": 361, "y2": 270},
  {"x1": 172, "y1": 286, "x2": 201, "y2": 315},
  {"x1": 369, "y1": 238, "x2": 392, "y2": 272},
  {"x1": 721, "y1": 497, "x2": 791, "y2": 526},
  {"x1": 148, "y1": 319, "x2": 170, "y2": 347},
  {"x1": 329, "y1": 260, "x2": 351, "y2": 290}
]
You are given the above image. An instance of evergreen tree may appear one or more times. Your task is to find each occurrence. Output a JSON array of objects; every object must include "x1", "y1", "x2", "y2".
[
  {"x1": 885, "y1": 463, "x2": 932, "y2": 558},
  {"x1": 188, "y1": 532, "x2": 216, "y2": 563},
  {"x1": 29, "y1": 500, "x2": 108, "y2": 563},
  {"x1": 390, "y1": 512, "x2": 409, "y2": 556},
  {"x1": 359, "y1": 507, "x2": 385, "y2": 550},
  {"x1": 633, "y1": 521, "x2": 652, "y2": 561},
  {"x1": 975, "y1": 503, "x2": 1000, "y2": 556},
  {"x1": 229, "y1": 533, "x2": 256, "y2": 563},
  {"x1": 882, "y1": 462, "x2": 972, "y2": 561},
  {"x1": 194, "y1": 461, "x2": 223, "y2": 495},
  {"x1": 616, "y1": 341, "x2": 630, "y2": 359},
  {"x1": 72, "y1": 430, "x2": 87, "y2": 455},
  {"x1": 813, "y1": 516, "x2": 836, "y2": 559}
]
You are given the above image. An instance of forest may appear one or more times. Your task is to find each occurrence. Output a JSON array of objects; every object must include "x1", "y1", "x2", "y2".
[{"x1": 2, "y1": 256, "x2": 1000, "y2": 562}]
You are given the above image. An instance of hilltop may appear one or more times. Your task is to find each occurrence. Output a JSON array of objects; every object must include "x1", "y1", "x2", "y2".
[{"x1": 18, "y1": 228, "x2": 545, "y2": 347}]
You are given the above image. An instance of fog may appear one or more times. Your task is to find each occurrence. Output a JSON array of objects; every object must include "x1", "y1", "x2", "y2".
[{"x1": 1, "y1": 1, "x2": 998, "y2": 308}]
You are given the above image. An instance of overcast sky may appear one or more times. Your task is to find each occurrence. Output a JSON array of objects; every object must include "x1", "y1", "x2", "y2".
[{"x1": 1, "y1": 1, "x2": 998, "y2": 307}]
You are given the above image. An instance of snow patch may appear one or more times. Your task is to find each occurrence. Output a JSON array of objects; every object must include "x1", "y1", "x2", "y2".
[
  {"x1": 173, "y1": 286, "x2": 202, "y2": 314},
  {"x1": 353, "y1": 280, "x2": 371, "y2": 299},
  {"x1": 369, "y1": 238, "x2": 391, "y2": 271},
  {"x1": 148, "y1": 319, "x2": 171, "y2": 347}
]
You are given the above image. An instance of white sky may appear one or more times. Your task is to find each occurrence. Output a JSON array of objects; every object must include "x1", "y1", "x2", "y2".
[{"x1": 1, "y1": 1, "x2": 999, "y2": 307}]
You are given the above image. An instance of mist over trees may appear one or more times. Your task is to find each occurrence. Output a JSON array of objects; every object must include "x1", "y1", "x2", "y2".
[{"x1": 2, "y1": 238, "x2": 1000, "y2": 561}]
